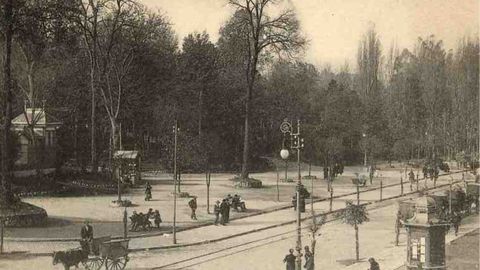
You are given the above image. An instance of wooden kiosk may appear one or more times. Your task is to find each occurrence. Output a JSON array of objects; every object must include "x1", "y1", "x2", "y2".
[
  {"x1": 113, "y1": 150, "x2": 141, "y2": 186},
  {"x1": 404, "y1": 196, "x2": 449, "y2": 270}
]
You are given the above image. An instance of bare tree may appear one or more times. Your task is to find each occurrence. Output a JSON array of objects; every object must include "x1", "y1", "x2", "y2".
[
  {"x1": 227, "y1": 0, "x2": 305, "y2": 179},
  {"x1": 72, "y1": 0, "x2": 106, "y2": 173}
]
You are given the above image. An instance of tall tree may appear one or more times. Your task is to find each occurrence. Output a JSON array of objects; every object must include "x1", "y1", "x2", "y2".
[
  {"x1": 1, "y1": 0, "x2": 14, "y2": 205},
  {"x1": 227, "y1": 0, "x2": 305, "y2": 179},
  {"x1": 179, "y1": 32, "x2": 217, "y2": 137},
  {"x1": 72, "y1": 0, "x2": 104, "y2": 172}
]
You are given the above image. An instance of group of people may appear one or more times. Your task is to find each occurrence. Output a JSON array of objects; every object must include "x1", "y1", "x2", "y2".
[
  {"x1": 282, "y1": 247, "x2": 314, "y2": 270},
  {"x1": 422, "y1": 165, "x2": 439, "y2": 180},
  {"x1": 189, "y1": 194, "x2": 246, "y2": 224},
  {"x1": 130, "y1": 208, "x2": 162, "y2": 231},
  {"x1": 284, "y1": 248, "x2": 379, "y2": 270},
  {"x1": 323, "y1": 163, "x2": 344, "y2": 180},
  {"x1": 213, "y1": 194, "x2": 238, "y2": 225}
]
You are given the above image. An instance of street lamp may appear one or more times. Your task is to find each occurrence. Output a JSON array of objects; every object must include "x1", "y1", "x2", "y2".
[
  {"x1": 281, "y1": 143, "x2": 290, "y2": 181},
  {"x1": 362, "y1": 133, "x2": 367, "y2": 167},
  {"x1": 280, "y1": 119, "x2": 304, "y2": 270},
  {"x1": 172, "y1": 120, "x2": 179, "y2": 244}
]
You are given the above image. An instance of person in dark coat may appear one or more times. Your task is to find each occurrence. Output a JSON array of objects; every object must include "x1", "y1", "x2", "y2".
[
  {"x1": 80, "y1": 220, "x2": 93, "y2": 254},
  {"x1": 304, "y1": 246, "x2": 314, "y2": 270},
  {"x1": 153, "y1": 210, "x2": 162, "y2": 229},
  {"x1": 220, "y1": 199, "x2": 228, "y2": 225},
  {"x1": 145, "y1": 182, "x2": 152, "y2": 201},
  {"x1": 368, "y1": 257, "x2": 380, "y2": 270},
  {"x1": 146, "y1": 208, "x2": 154, "y2": 219},
  {"x1": 80, "y1": 220, "x2": 93, "y2": 241},
  {"x1": 188, "y1": 197, "x2": 198, "y2": 220},
  {"x1": 130, "y1": 211, "x2": 139, "y2": 231},
  {"x1": 422, "y1": 165, "x2": 428, "y2": 179},
  {"x1": 452, "y1": 212, "x2": 462, "y2": 236},
  {"x1": 214, "y1": 200, "x2": 221, "y2": 225},
  {"x1": 224, "y1": 197, "x2": 231, "y2": 223},
  {"x1": 283, "y1": 249, "x2": 296, "y2": 270}
]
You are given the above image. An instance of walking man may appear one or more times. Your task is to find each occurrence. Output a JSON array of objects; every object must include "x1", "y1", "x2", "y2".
[
  {"x1": 188, "y1": 197, "x2": 198, "y2": 220},
  {"x1": 395, "y1": 211, "x2": 402, "y2": 246},
  {"x1": 452, "y1": 212, "x2": 462, "y2": 236},
  {"x1": 214, "y1": 200, "x2": 221, "y2": 225},
  {"x1": 408, "y1": 169, "x2": 415, "y2": 191},
  {"x1": 145, "y1": 181, "x2": 152, "y2": 201},
  {"x1": 283, "y1": 249, "x2": 296, "y2": 270}
]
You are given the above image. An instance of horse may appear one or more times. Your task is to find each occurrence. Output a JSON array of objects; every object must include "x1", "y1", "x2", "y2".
[{"x1": 52, "y1": 249, "x2": 87, "y2": 270}]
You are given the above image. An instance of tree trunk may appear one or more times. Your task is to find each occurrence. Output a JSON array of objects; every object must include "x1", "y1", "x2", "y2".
[
  {"x1": 206, "y1": 171, "x2": 210, "y2": 214},
  {"x1": 74, "y1": 111, "x2": 78, "y2": 163},
  {"x1": 355, "y1": 223, "x2": 359, "y2": 261},
  {"x1": 308, "y1": 161, "x2": 312, "y2": 176},
  {"x1": 1, "y1": 0, "x2": 14, "y2": 206},
  {"x1": 177, "y1": 170, "x2": 181, "y2": 193},
  {"x1": 90, "y1": 66, "x2": 97, "y2": 173},
  {"x1": 89, "y1": 2, "x2": 99, "y2": 174},
  {"x1": 240, "y1": 96, "x2": 251, "y2": 179},
  {"x1": 240, "y1": 54, "x2": 257, "y2": 180},
  {"x1": 198, "y1": 88, "x2": 203, "y2": 137},
  {"x1": 276, "y1": 167, "x2": 279, "y2": 201}
]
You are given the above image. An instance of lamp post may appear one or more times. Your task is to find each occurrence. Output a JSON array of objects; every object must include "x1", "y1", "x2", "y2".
[
  {"x1": 281, "y1": 134, "x2": 289, "y2": 182},
  {"x1": 362, "y1": 133, "x2": 367, "y2": 166},
  {"x1": 172, "y1": 120, "x2": 179, "y2": 244},
  {"x1": 280, "y1": 119, "x2": 304, "y2": 270}
]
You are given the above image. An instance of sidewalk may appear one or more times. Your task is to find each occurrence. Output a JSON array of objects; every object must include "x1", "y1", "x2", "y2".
[{"x1": 344, "y1": 214, "x2": 480, "y2": 270}]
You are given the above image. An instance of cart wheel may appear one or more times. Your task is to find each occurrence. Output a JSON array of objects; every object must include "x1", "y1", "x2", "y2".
[
  {"x1": 82, "y1": 257, "x2": 104, "y2": 270},
  {"x1": 105, "y1": 256, "x2": 128, "y2": 270}
]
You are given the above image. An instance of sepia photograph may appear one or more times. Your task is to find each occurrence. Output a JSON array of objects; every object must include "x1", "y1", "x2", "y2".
[{"x1": 0, "y1": 0, "x2": 478, "y2": 269}]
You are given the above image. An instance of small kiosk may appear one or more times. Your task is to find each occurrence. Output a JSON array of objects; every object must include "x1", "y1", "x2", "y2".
[
  {"x1": 11, "y1": 107, "x2": 62, "y2": 167},
  {"x1": 113, "y1": 150, "x2": 141, "y2": 186},
  {"x1": 404, "y1": 196, "x2": 449, "y2": 270}
]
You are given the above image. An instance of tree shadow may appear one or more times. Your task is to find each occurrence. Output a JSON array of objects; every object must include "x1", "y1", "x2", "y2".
[{"x1": 336, "y1": 258, "x2": 367, "y2": 266}]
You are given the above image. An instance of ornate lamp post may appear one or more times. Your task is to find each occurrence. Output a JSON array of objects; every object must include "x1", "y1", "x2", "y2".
[
  {"x1": 172, "y1": 120, "x2": 179, "y2": 244},
  {"x1": 362, "y1": 133, "x2": 367, "y2": 166},
  {"x1": 280, "y1": 119, "x2": 304, "y2": 270}
]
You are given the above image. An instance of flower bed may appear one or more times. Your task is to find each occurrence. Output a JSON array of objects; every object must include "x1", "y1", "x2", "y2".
[{"x1": 2, "y1": 202, "x2": 48, "y2": 227}]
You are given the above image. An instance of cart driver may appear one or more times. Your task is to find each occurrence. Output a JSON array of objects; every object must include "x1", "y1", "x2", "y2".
[{"x1": 81, "y1": 220, "x2": 94, "y2": 253}]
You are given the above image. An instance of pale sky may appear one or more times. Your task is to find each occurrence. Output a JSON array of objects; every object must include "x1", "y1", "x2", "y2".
[{"x1": 141, "y1": 0, "x2": 479, "y2": 70}]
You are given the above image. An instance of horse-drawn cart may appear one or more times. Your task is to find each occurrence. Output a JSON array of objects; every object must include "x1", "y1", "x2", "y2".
[
  {"x1": 54, "y1": 236, "x2": 130, "y2": 270},
  {"x1": 98, "y1": 239, "x2": 130, "y2": 270},
  {"x1": 83, "y1": 237, "x2": 129, "y2": 270}
]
